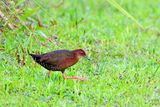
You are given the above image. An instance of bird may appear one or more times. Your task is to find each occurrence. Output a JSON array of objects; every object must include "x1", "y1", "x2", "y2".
[{"x1": 29, "y1": 49, "x2": 90, "y2": 81}]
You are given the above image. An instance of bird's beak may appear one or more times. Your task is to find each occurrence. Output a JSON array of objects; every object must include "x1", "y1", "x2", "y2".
[{"x1": 84, "y1": 56, "x2": 91, "y2": 61}]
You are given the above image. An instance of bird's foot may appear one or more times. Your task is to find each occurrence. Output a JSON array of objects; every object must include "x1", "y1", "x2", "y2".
[
  {"x1": 62, "y1": 72, "x2": 87, "y2": 81},
  {"x1": 63, "y1": 75, "x2": 87, "y2": 81},
  {"x1": 71, "y1": 76, "x2": 87, "y2": 81},
  {"x1": 48, "y1": 71, "x2": 52, "y2": 78}
]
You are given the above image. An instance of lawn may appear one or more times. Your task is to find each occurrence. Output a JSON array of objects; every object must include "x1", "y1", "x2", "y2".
[{"x1": 0, "y1": 0, "x2": 160, "y2": 106}]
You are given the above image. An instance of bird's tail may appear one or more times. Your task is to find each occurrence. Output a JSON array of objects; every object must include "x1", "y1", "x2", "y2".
[{"x1": 29, "y1": 54, "x2": 42, "y2": 63}]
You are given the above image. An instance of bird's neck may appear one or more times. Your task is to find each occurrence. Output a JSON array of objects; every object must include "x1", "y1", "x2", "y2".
[
  {"x1": 72, "y1": 52, "x2": 82, "y2": 60},
  {"x1": 72, "y1": 50, "x2": 81, "y2": 60},
  {"x1": 76, "y1": 55, "x2": 83, "y2": 60}
]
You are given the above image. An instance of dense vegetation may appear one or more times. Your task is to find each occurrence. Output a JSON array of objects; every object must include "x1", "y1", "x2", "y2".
[{"x1": 0, "y1": 0, "x2": 160, "y2": 106}]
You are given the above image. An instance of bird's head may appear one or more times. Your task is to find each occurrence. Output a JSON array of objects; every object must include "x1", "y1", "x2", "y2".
[{"x1": 73, "y1": 49, "x2": 90, "y2": 60}]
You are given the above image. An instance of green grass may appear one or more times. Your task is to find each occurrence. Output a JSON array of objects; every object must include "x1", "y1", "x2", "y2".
[{"x1": 0, "y1": 0, "x2": 160, "y2": 106}]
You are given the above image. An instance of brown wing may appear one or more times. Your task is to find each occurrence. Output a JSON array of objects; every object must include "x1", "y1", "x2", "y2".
[{"x1": 39, "y1": 50, "x2": 75, "y2": 70}]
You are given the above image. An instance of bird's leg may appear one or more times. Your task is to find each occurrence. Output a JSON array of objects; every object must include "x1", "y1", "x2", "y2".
[
  {"x1": 62, "y1": 72, "x2": 86, "y2": 81},
  {"x1": 48, "y1": 71, "x2": 52, "y2": 78}
]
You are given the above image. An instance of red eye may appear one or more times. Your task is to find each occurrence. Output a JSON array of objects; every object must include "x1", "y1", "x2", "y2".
[{"x1": 81, "y1": 51, "x2": 85, "y2": 54}]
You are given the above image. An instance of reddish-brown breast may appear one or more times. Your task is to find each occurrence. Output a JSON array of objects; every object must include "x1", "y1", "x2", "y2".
[{"x1": 58, "y1": 57, "x2": 79, "y2": 70}]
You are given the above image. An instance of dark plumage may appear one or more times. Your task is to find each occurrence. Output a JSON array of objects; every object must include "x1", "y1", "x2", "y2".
[{"x1": 30, "y1": 49, "x2": 90, "y2": 80}]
